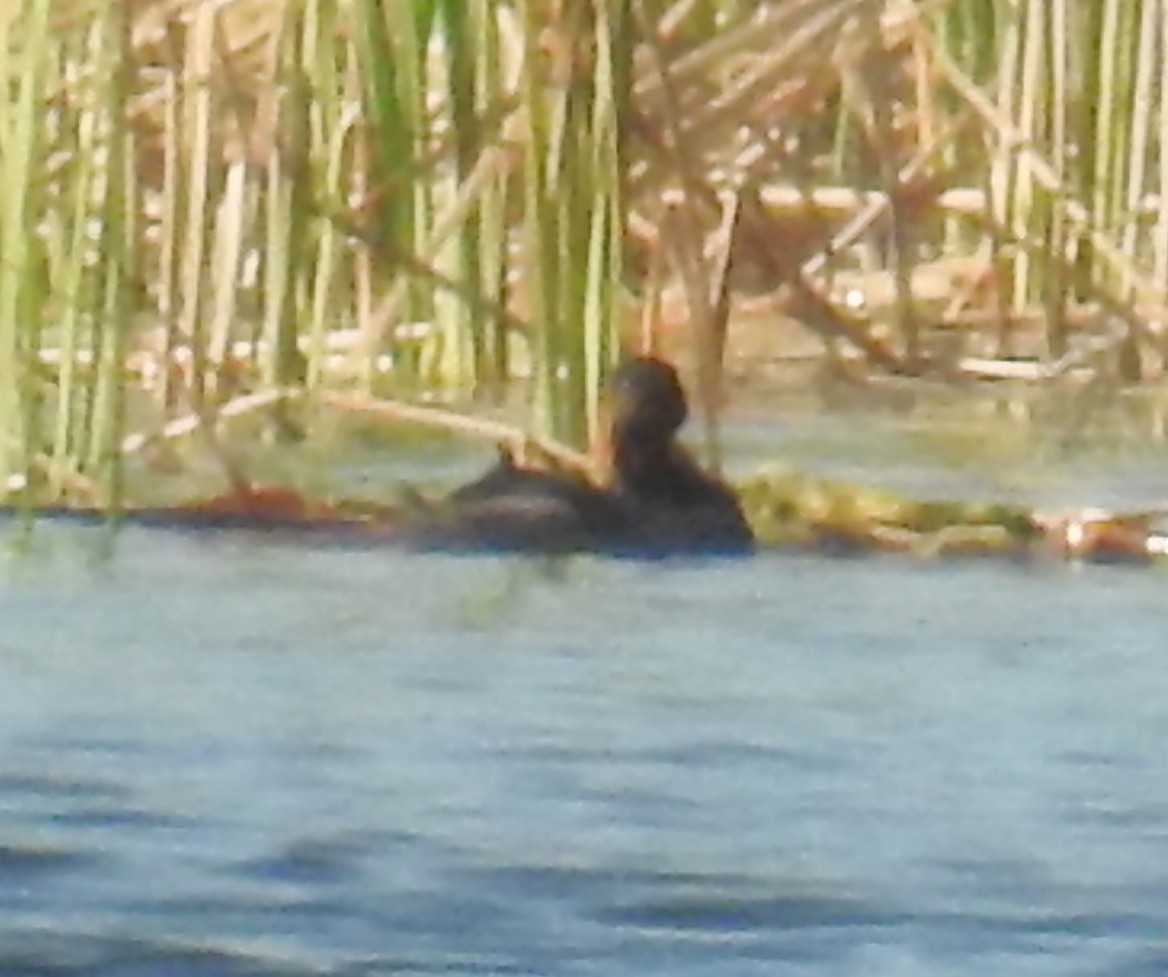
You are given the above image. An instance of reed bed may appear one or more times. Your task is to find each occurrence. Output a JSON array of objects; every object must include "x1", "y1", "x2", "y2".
[{"x1": 3, "y1": 0, "x2": 1168, "y2": 510}]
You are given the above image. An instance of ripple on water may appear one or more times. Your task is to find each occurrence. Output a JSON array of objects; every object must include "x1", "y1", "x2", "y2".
[
  {"x1": 0, "y1": 931, "x2": 339, "y2": 977},
  {"x1": 592, "y1": 886, "x2": 904, "y2": 936},
  {"x1": 48, "y1": 806, "x2": 198, "y2": 831},
  {"x1": 0, "y1": 771, "x2": 131, "y2": 803},
  {"x1": 454, "y1": 862, "x2": 904, "y2": 958},
  {"x1": 0, "y1": 767, "x2": 198, "y2": 836},
  {"x1": 232, "y1": 826, "x2": 428, "y2": 889},
  {"x1": 0, "y1": 841, "x2": 99, "y2": 880},
  {"x1": 1105, "y1": 948, "x2": 1168, "y2": 977}
]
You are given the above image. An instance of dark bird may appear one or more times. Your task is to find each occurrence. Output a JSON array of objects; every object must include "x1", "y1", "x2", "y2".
[
  {"x1": 413, "y1": 357, "x2": 754, "y2": 556},
  {"x1": 602, "y1": 356, "x2": 754, "y2": 554}
]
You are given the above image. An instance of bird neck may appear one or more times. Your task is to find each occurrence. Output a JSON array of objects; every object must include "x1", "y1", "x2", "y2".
[{"x1": 610, "y1": 429, "x2": 683, "y2": 498}]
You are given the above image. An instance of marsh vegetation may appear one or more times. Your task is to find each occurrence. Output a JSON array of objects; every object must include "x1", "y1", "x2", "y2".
[{"x1": 3, "y1": 0, "x2": 1168, "y2": 554}]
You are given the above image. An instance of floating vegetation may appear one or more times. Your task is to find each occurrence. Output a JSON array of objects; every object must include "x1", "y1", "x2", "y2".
[
  {"x1": 736, "y1": 468, "x2": 1037, "y2": 557},
  {"x1": 13, "y1": 462, "x2": 1166, "y2": 567}
]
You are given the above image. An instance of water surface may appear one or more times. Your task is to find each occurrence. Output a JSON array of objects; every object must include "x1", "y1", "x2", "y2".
[{"x1": 1, "y1": 525, "x2": 1166, "y2": 976}]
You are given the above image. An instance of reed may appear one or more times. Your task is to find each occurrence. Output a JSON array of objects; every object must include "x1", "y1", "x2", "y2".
[
  {"x1": 0, "y1": 0, "x2": 136, "y2": 507},
  {"x1": 0, "y1": 0, "x2": 51, "y2": 501},
  {"x1": 934, "y1": 0, "x2": 1168, "y2": 374},
  {"x1": 514, "y1": 0, "x2": 627, "y2": 445},
  {"x1": 85, "y1": 2, "x2": 136, "y2": 511},
  {"x1": 3, "y1": 0, "x2": 1168, "y2": 513}
]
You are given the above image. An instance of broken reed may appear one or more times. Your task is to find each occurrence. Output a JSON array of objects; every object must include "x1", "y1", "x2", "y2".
[{"x1": 3, "y1": 0, "x2": 1168, "y2": 510}]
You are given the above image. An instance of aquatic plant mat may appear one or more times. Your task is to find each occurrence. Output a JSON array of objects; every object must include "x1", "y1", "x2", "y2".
[{"x1": 9, "y1": 445, "x2": 1167, "y2": 566}]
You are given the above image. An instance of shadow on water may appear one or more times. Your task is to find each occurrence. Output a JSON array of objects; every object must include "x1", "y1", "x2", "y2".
[{"x1": 2, "y1": 514, "x2": 1168, "y2": 975}]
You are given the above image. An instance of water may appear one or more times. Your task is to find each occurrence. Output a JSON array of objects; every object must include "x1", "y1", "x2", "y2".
[{"x1": 1, "y1": 525, "x2": 1167, "y2": 976}]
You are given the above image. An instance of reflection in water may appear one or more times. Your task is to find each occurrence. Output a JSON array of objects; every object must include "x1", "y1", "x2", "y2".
[{"x1": 1, "y1": 525, "x2": 1168, "y2": 976}]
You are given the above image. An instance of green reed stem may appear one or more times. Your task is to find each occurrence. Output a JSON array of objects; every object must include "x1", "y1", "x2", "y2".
[{"x1": 0, "y1": 0, "x2": 52, "y2": 498}]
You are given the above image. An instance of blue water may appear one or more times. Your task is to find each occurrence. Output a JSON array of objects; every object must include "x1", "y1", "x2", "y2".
[{"x1": 1, "y1": 525, "x2": 1167, "y2": 976}]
